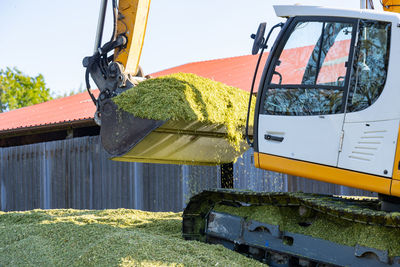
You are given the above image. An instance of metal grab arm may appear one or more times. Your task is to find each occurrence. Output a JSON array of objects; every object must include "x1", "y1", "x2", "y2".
[{"x1": 83, "y1": 0, "x2": 151, "y2": 125}]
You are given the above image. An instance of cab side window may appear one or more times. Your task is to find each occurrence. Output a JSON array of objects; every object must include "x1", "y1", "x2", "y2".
[
  {"x1": 262, "y1": 19, "x2": 354, "y2": 116},
  {"x1": 346, "y1": 20, "x2": 390, "y2": 112}
]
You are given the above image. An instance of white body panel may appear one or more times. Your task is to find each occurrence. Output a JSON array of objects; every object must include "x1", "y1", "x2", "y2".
[
  {"x1": 258, "y1": 114, "x2": 343, "y2": 166},
  {"x1": 338, "y1": 119, "x2": 399, "y2": 177},
  {"x1": 257, "y1": 5, "x2": 400, "y2": 177}
]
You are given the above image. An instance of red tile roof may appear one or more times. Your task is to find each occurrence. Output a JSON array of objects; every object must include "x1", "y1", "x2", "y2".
[
  {"x1": 0, "y1": 40, "x2": 348, "y2": 134},
  {"x1": 0, "y1": 54, "x2": 266, "y2": 133},
  {"x1": 150, "y1": 54, "x2": 267, "y2": 93},
  {"x1": 0, "y1": 90, "x2": 99, "y2": 133}
]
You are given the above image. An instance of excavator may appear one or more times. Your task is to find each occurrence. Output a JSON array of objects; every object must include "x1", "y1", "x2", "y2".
[{"x1": 84, "y1": 0, "x2": 400, "y2": 266}]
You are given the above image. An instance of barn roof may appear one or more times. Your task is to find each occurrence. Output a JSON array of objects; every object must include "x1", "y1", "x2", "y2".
[
  {"x1": 150, "y1": 54, "x2": 266, "y2": 91},
  {"x1": 0, "y1": 38, "x2": 349, "y2": 135},
  {"x1": 0, "y1": 90, "x2": 100, "y2": 135},
  {"x1": 0, "y1": 54, "x2": 265, "y2": 134}
]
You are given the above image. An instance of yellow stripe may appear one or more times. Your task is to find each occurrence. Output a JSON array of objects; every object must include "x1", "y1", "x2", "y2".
[
  {"x1": 391, "y1": 180, "x2": 400, "y2": 197},
  {"x1": 254, "y1": 152, "x2": 260, "y2": 168},
  {"x1": 392, "y1": 124, "x2": 400, "y2": 180},
  {"x1": 255, "y1": 152, "x2": 391, "y2": 195}
]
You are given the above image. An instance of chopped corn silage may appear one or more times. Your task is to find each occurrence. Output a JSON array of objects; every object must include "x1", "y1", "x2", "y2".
[
  {"x1": 0, "y1": 209, "x2": 264, "y2": 267},
  {"x1": 113, "y1": 73, "x2": 255, "y2": 149}
]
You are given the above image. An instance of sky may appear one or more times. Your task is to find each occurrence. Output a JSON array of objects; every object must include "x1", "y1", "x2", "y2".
[{"x1": 0, "y1": 0, "x2": 382, "y2": 96}]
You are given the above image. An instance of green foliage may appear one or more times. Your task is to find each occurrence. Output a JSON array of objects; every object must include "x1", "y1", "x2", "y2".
[{"x1": 0, "y1": 67, "x2": 52, "y2": 112}]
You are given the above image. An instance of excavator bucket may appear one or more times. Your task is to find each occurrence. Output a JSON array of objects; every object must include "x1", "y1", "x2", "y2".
[{"x1": 100, "y1": 99, "x2": 250, "y2": 165}]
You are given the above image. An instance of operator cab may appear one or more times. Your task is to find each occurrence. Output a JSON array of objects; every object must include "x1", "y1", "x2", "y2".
[{"x1": 254, "y1": 6, "x2": 400, "y2": 196}]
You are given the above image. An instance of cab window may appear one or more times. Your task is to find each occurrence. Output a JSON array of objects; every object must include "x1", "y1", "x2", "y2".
[
  {"x1": 262, "y1": 18, "x2": 390, "y2": 116},
  {"x1": 346, "y1": 20, "x2": 390, "y2": 112},
  {"x1": 263, "y1": 19, "x2": 354, "y2": 116}
]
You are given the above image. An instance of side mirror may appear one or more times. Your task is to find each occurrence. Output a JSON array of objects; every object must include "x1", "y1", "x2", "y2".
[{"x1": 251, "y1": 22, "x2": 267, "y2": 55}]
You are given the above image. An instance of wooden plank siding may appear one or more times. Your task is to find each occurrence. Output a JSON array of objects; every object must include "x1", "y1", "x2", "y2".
[{"x1": 0, "y1": 136, "x2": 375, "y2": 212}]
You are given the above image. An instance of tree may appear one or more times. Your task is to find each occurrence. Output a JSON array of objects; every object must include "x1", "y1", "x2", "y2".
[{"x1": 0, "y1": 67, "x2": 52, "y2": 112}]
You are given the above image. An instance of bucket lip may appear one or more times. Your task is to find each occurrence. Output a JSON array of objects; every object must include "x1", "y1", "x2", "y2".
[{"x1": 110, "y1": 156, "x2": 229, "y2": 166}]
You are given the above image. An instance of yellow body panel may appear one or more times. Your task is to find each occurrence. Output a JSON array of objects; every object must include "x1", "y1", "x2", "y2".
[
  {"x1": 391, "y1": 180, "x2": 400, "y2": 196},
  {"x1": 392, "y1": 125, "x2": 400, "y2": 180},
  {"x1": 255, "y1": 152, "x2": 393, "y2": 196},
  {"x1": 254, "y1": 152, "x2": 260, "y2": 169},
  {"x1": 382, "y1": 0, "x2": 400, "y2": 13},
  {"x1": 114, "y1": 0, "x2": 151, "y2": 75}
]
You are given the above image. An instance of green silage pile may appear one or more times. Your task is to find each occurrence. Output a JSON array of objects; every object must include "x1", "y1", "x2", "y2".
[
  {"x1": 213, "y1": 204, "x2": 400, "y2": 256},
  {"x1": 0, "y1": 209, "x2": 264, "y2": 267},
  {"x1": 113, "y1": 73, "x2": 254, "y2": 149}
]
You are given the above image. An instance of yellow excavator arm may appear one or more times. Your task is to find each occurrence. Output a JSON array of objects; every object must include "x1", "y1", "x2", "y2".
[
  {"x1": 382, "y1": 0, "x2": 400, "y2": 13},
  {"x1": 114, "y1": 0, "x2": 151, "y2": 75}
]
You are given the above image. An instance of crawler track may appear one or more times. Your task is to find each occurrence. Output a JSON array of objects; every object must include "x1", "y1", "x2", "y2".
[{"x1": 182, "y1": 189, "x2": 400, "y2": 266}]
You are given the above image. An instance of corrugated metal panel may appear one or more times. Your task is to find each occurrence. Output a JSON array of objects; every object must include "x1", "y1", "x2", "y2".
[
  {"x1": 235, "y1": 149, "x2": 288, "y2": 192},
  {"x1": 183, "y1": 165, "x2": 220, "y2": 205},
  {"x1": 234, "y1": 149, "x2": 376, "y2": 197},
  {"x1": 1, "y1": 144, "x2": 47, "y2": 211},
  {"x1": 142, "y1": 163, "x2": 183, "y2": 212},
  {"x1": 0, "y1": 136, "x2": 219, "y2": 212},
  {"x1": 0, "y1": 138, "x2": 377, "y2": 212},
  {"x1": 0, "y1": 148, "x2": 5, "y2": 210}
]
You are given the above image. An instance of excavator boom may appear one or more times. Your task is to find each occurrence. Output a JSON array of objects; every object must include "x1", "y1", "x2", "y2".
[{"x1": 114, "y1": 0, "x2": 150, "y2": 75}]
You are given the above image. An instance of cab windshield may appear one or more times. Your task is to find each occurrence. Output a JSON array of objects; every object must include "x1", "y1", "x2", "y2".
[{"x1": 262, "y1": 17, "x2": 390, "y2": 116}]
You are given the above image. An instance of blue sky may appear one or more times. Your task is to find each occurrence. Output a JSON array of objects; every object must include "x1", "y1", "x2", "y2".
[{"x1": 0, "y1": 0, "x2": 380, "y2": 95}]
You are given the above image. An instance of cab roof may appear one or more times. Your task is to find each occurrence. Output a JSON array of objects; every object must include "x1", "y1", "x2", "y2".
[{"x1": 274, "y1": 5, "x2": 400, "y2": 23}]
